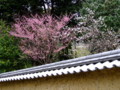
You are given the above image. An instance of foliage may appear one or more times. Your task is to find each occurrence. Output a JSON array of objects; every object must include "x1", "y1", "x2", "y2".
[
  {"x1": 0, "y1": 0, "x2": 84, "y2": 22},
  {"x1": 0, "y1": 20, "x2": 32, "y2": 73},
  {"x1": 0, "y1": 0, "x2": 119, "y2": 71},
  {"x1": 72, "y1": 9, "x2": 120, "y2": 53},
  {"x1": 10, "y1": 14, "x2": 76, "y2": 64},
  {"x1": 0, "y1": 0, "x2": 43, "y2": 22},
  {"x1": 49, "y1": 0, "x2": 83, "y2": 15},
  {"x1": 80, "y1": 0, "x2": 120, "y2": 32}
]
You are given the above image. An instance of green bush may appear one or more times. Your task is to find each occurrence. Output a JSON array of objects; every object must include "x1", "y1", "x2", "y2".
[{"x1": 0, "y1": 20, "x2": 32, "y2": 73}]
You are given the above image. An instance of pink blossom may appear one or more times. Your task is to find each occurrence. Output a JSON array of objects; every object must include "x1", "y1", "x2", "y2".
[{"x1": 10, "y1": 14, "x2": 75, "y2": 64}]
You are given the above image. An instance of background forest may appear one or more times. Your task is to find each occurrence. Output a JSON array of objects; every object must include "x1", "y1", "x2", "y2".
[{"x1": 0, "y1": 0, "x2": 120, "y2": 73}]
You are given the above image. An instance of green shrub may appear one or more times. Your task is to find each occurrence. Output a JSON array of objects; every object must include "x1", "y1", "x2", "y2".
[{"x1": 0, "y1": 20, "x2": 32, "y2": 73}]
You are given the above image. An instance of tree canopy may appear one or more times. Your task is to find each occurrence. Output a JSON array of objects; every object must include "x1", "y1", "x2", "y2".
[
  {"x1": 0, "y1": 0, "x2": 119, "y2": 73},
  {"x1": 0, "y1": 0, "x2": 83, "y2": 22}
]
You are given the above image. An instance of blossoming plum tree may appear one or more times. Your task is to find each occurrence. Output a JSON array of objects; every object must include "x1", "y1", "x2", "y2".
[{"x1": 10, "y1": 14, "x2": 75, "y2": 64}]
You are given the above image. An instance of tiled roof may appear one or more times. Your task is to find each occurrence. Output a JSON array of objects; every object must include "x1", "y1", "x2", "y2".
[{"x1": 0, "y1": 49, "x2": 120, "y2": 82}]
